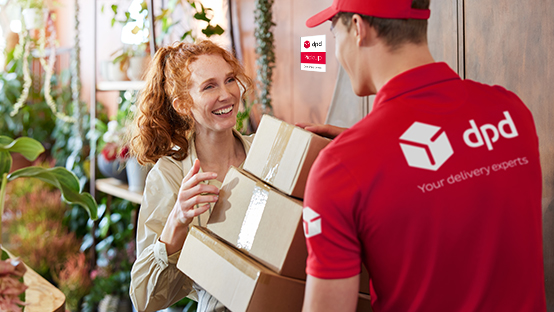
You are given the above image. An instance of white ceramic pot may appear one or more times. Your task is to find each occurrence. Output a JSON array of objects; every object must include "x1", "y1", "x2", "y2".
[
  {"x1": 125, "y1": 157, "x2": 151, "y2": 193},
  {"x1": 108, "y1": 61, "x2": 129, "y2": 81},
  {"x1": 22, "y1": 8, "x2": 46, "y2": 30},
  {"x1": 127, "y1": 56, "x2": 150, "y2": 81},
  {"x1": 97, "y1": 153, "x2": 127, "y2": 182}
]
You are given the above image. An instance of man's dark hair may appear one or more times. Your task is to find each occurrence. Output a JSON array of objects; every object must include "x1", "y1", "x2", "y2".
[{"x1": 333, "y1": 0, "x2": 430, "y2": 51}]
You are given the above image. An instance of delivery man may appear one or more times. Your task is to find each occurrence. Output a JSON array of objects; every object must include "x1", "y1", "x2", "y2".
[{"x1": 301, "y1": 0, "x2": 547, "y2": 311}]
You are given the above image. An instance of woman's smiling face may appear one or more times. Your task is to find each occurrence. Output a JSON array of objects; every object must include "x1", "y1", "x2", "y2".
[{"x1": 188, "y1": 54, "x2": 241, "y2": 135}]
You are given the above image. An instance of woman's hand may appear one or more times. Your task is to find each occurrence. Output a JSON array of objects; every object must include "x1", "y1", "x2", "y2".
[
  {"x1": 172, "y1": 158, "x2": 220, "y2": 225},
  {"x1": 160, "y1": 159, "x2": 219, "y2": 254},
  {"x1": 296, "y1": 122, "x2": 347, "y2": 139}
]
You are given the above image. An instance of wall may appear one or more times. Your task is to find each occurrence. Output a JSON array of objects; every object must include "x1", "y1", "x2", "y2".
[
  {"x1": 234, "y1": 0, "x2": 339, "y2": 125},
  {"x1": 463, "y1": 1, "x2": 554, "y2": 308}
]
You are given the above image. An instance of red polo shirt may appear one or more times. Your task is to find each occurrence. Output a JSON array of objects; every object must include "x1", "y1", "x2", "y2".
[{"x1": 304, "y1": 63, "x2": 546, "y2": 311}]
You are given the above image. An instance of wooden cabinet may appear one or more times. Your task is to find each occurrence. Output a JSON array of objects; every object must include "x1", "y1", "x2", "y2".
[{"x1": 430, "y1": 1, "x2": 554, "y2": 309}]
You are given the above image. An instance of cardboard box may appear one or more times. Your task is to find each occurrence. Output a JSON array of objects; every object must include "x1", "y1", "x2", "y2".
[
  {"x1": 177, "y1": 226, "x2": 306, "y2": 312},
  {"x1": 207, "y1": 166, "x2": 307, "y2": 280},
  {"x1": 177, "y1": 226, "x2": 372, "y2": 312},
  {"x1": 243, "y1": 115, "x2": 330, "y2": 199}
]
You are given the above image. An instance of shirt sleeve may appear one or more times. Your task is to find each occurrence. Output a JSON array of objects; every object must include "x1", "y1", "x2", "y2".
[
  {"x1": 129, "y1": 157, "x2": 195, "y2": 312},
  {"x1": 304, "y1": 149, "x2": 362, "y2": 280}
]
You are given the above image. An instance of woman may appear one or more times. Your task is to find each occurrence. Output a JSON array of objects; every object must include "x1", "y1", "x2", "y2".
[{"x1": 128, "y1": 40, "x2": 253, "y2": 312}]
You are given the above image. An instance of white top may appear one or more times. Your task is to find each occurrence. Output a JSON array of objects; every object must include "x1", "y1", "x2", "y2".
[{"x1": 129, "y1": 129, "x2": 253, "y2": 312}]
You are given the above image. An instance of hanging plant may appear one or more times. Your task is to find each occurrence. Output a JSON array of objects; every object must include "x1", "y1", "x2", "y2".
[
  {"x1": 105, "y1": 0, "x2": 225, "y2": 46},
  {"x1": 254, "y1": 0, "x2": 276, "y2": 114},
  {"x1": 11, "y1": 3, "x2": 75, "y2": 123}
]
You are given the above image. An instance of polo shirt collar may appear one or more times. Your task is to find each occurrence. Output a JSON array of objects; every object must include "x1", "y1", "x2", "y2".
[{"x1": 373, "y1": 62, "x2": 460, "y2": 110}]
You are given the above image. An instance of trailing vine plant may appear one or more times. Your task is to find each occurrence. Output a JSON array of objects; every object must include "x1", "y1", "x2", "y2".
[
  {"x1": 11, "y1": 5, "x2": 75, "y2": 123},
  {"x1": 254, "y1": 0, "x2": 276, "y2": 114}
]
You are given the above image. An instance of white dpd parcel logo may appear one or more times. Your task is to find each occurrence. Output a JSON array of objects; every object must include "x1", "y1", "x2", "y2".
[
  {"x1": 400, "y1": 111, "x2": 519, "y2": 171},
  {"x1": 303, "y1": 207, "x2": 321, "y2": 238},
  {"x1": 463, "y1": 111, "x2": 518, "y2": 151},
  {"x1": 400, "y1": 122, "x2": 454, "y2": 171}
]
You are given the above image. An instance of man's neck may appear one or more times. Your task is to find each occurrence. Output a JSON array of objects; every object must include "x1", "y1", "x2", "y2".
[{"x1": 365, "y1": 43, "x2": 435, "y2": 93}]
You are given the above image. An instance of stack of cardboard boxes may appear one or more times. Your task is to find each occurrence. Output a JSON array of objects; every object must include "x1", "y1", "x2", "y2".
[{"x1": 177, "y1": 115, "x2": 371, "y2": 311}]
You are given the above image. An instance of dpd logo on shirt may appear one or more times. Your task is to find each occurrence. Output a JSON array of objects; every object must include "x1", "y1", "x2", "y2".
[
  {"x1": 400, "y1": 122, "x2": 454, "y2": 171},
  {"x1": 400, "y1": 111, "x2": 519, "y2": 171},
  {"x1": 303, "y1": 207, "x2": 322, "y2": 238}
]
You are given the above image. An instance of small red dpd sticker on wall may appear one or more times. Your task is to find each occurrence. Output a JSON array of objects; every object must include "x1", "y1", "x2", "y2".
[{"x1": 301, "y1": 35, "x2": 326, "y2": 72}]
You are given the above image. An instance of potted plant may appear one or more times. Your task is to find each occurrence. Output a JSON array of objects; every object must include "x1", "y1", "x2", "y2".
[
  {"x1": 0, "y1": 135, "x2": 97, "y2": 309},
  {"x1": 82, "y1": 197, "x2": 137, "y2": 312},
  {"x1": 15, "y1": 0, "x2": 47, "y2": 30},
  {"x1": 0, "y1": 135, "x2": 98, "y2": 232},
  {"x1": 108, "y1": 43, "x2": 150, "y2": 81},
  {"x1": 8, "y1": 0, "x2": 76, "y2": 123}
]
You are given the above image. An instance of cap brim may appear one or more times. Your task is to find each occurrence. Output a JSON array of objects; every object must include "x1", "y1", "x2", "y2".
[{"x1": 306, "y1": 6, "x2": 339, "y2": 28}]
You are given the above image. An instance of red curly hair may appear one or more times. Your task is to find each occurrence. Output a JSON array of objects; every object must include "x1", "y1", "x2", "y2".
[{"x1": 129, "y1": 40, "x2": 253, "y2": 165}]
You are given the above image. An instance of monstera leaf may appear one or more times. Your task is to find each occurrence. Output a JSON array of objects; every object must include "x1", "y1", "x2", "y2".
[{"x1": 0, "y1": 135, "x2": 97, "y2": 220}]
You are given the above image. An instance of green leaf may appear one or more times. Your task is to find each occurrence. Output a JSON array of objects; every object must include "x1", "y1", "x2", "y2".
[
  {"x1": 202, "y1": 24, "x2": 224, "y2": 37},
  {"x1": 111, "y1": 4, "x2": 118, "y2": 14},
  {"x1": 194, "y1": 12, "x2": 210, "y2": 23},
  {"x1": 0, "y1": 136, "x2": 44, "y2": 161},
  {"x1": 99, "y1": 211, "x2": 111, "y2": 238},
  {"x1": 0, "y1": 151, "x2": 11, "y2": 177},
  {"x1": 8, "y1": 167, "x2": 98, "y2": 220},
  {"x1": 181, "y1": 30, "x2": 194, "y2": 41}
]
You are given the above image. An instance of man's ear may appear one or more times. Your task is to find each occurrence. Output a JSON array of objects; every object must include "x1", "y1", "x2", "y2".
[{"x1": 352, "y1": 14, "x2": 372, "y2": 47}]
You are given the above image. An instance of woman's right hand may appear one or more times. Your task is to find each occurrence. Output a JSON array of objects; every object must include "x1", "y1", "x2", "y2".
[
  {"x1": 172, "y1": 158, "x2": 220, "y2": 225},
  {"x1": 160, "y1": 159, "x2": 219, "y2": 254}
]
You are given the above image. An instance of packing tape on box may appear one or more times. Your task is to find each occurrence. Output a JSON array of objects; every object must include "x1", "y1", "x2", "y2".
[
  {"x1": 261, "y1": 122, "x2": 294, "y2": 183},
  {"x1": 237, "y1": 182, "x2": 270, "y2": 251},
  {"x1": 191, "y1": 226, "x2": 259, "y2": 280}
]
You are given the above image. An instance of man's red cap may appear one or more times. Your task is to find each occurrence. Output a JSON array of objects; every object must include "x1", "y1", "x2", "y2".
[{"x1": 306, "y1": 0, "x2": 431, "y2": 28}]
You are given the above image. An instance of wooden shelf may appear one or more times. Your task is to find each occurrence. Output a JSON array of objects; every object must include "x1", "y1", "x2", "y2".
[
  {"x1": 96, "y1": 80, "x2": 146, "y2": 91},
  {"x1": 96, "y1": 178, "x2": 143, "y2": 204}
]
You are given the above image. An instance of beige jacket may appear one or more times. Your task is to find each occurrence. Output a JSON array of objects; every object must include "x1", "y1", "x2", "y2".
[{"x1": 130, "y1": 129, "x2": 253, "y2": 312}]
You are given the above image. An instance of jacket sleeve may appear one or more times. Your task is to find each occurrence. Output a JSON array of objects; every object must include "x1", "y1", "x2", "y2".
[{"x1": 129, "y1": 157, "x2": 195, "y2": 312}]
